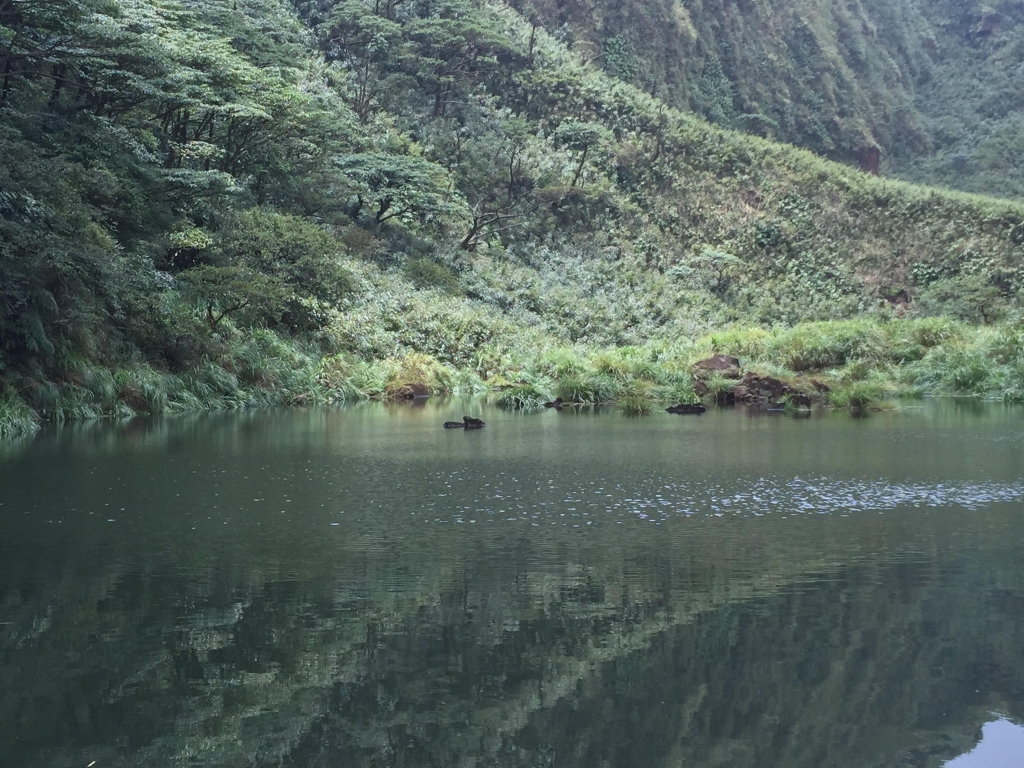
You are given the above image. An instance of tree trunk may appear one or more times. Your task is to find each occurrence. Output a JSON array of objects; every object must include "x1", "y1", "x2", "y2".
[{"x1": 570, "y1": 146, "x2": 589, "y2": 188}]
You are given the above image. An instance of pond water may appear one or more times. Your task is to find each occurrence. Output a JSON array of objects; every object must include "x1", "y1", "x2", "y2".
[{"x1": 2, "y1": 400, "x2": 1024, "y2": 767}]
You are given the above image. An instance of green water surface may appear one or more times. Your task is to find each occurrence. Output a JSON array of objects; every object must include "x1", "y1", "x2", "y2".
[{"x1": 2, "y1": 401, "x2": 1024, "y2": 767}]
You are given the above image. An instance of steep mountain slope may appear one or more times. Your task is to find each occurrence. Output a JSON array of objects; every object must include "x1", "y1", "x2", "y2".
[
  {"x1": 516, "y1": 0, "x2": 1024, "y2": 198},
  {"x1": 1, "y1": 0, "x2": 1023, "y2": 432}
]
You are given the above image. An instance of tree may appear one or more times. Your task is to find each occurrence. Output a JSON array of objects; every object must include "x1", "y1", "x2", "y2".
[
  {"x1": 177, "y1": 266, "x2": 289, "y2": 331},
  {"x1": 552, "y1": 120, "x2": 612, "y2": 188},
  {"x1": 424, "y1": 116, "x2": 540, "y2": 250},
  {"x1": 336, "y1": 152, "x2": 463, "y2": 228},
  {"x1": 316, "y1": 0, "x2": 403, "y2": 121},
  {"x1": 917, "y1": 273, "x2": 1009, "y2": 325},
  {"x1": 400, "y1": 0, "x2": 524, "y2": 118}
]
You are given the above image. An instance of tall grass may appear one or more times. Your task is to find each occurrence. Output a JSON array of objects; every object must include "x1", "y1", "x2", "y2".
[
  {"x1": 0, "y1": 389, "x2": 40, "y2": 439},
  {"x1": 5, "y1": 318, "x2": 1024, "y2": 438}
]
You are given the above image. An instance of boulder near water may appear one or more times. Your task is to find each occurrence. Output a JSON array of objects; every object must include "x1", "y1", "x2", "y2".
[
  {"x1": 692, "y1": 354, "x2": 742, "y2": 378},
  {"x1": 730, "y1": 372, "x2": 792, "y2": 403}
]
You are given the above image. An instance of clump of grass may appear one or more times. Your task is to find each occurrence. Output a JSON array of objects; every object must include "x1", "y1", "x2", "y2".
[
  {"x1": 886, "y1": 317, "x2": 965, "y2": 362},
  {"x1": 0, "y1": 389, "x2": 40, "y2": 439},
  {"x1": 495, "y1": 377, "x2": 552, "y2": 409},
  {"x1": 704, "y1": 326, "x2": 772, "y2": 360},
  {"x1": 770, "y1": 320, "x2": 887, "y2": 372},
  {"x1": 590, "y1": 347, "x2": 658, "y2": 381},
  {"x1": 1001, "y1": 356, "x2": 1024, "y2": 403},
  {"x1": 618, "y1": 381, "x2": 654, "y2": 416},
  {"x1": 554, "y1": 372, "x2": 622, "y2": 404},
  {"x1": 114, "y1": 368, "x2": 171, "y2": 413},
  {"x1": 383, "y1": 353, "x2": 455, "y2": 399},
  {"x1": 534, "y1": 348, "x2": 588, "y2": 379},
  {"x1": 700, "y1": 372, "x2": 736, "y2": 398},
  {"x1": 904, "y1": 345, "x2": 998, "y2": 395},
  {"x1": 655, "y1": 376, "x2": 699, "y2": 404},
  {"x1": 619, "y1": 393, "x2": 653, "y2": 415},
  {"x1": 828, "y1": 380, "x2": 888, "y2": 410}
]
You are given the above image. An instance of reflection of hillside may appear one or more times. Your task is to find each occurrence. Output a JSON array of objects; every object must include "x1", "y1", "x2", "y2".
[
  {"x1": 4, "y1": 525, "x2": 1023, "y2": 768},
  {"x1": 4, "y1": 406, "x2": 1024, "y2": 766}
]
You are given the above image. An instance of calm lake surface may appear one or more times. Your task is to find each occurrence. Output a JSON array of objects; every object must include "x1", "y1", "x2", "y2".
[{"x1": 2, "y1": 401, "x2": 1024, "y2": 767}]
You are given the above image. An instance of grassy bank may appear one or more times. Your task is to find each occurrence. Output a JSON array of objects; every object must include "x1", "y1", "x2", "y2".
[{"x1": 3, "y1": 317, "x2": 1023, "y2": 439}]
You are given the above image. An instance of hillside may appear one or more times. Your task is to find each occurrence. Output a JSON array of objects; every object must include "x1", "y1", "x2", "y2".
[
  {"x1": 1, "y1": 0, "x2": 1024, "y2": 435},
  {"x1": 515, "y1": 0, "x2": 1024, "y2": 199}
]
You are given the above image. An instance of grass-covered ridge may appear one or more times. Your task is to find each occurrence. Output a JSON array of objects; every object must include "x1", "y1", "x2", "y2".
[{"x1": 1, "y1": 0, "x2": 1023, "y2": 437}]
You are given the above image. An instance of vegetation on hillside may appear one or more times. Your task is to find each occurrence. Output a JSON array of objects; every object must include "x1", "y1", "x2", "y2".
[
  {"x1": 515, "y1": 0, "x2": 1024, "y2": 199},
  {"x1": 1, "y1": 0, "x2": 1023, "y2": 437}
]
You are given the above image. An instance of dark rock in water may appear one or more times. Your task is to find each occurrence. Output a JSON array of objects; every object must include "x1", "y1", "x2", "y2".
[
  {"x1": 444, "y1": 416, "x2": 487, "y2": 429},
  {"x1": 788, "y1": 393, "x2": 813, "y2": 409},
  {"x1": 667, "y1": 403, "x2": 706, "y2": 415},
  {"x1": 544, "y1": 398, "x2": 564, "y2": 409},
  {"x1": 693, "y1": 354, "x2": 741, "y2": 379}
]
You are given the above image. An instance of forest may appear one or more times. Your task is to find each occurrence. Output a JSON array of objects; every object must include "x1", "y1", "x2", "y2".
[{"x1": 2, "y1": 0, "x2": 1024, "y2": 437}]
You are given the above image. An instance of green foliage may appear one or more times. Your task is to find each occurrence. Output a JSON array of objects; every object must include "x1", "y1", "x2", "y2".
[
  {"x1": 916, "y1": 274, "x2": 1011, "y2": 325},
  {"x1": 403, "y1": 259, "x2": 464, "y2": 294},
  {"x1": 382, "y1": 353, "x2": 458, "y2": 399},
  {"x1": 336, "y1": 153, "x2": 464, "y2": 228},
  {"x1": 828, "y1": 380, "x2": 889, "y2": 410},
  {"x1": 4, "y1": 0, "x2": 1024, "y2": 437},
  {"x1": 177, "y1": 266, "x2": 290, "y2": 331},
  {"x1": 769, "y1": 322, "x2": 888, "y2": 372},
  {"x1": 518, "y1": 0, "x2": 1024, "y2": 200},
  {"x1": 0, "y1": 388, "x2": 39, "y2": 439},
  {"x1": 495, "y1": 379, "x2": 553, "y2": 410}
]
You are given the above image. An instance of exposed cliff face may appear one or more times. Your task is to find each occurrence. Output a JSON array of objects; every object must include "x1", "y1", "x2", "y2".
[{"x1": 513, "y1": 0, "x2": 1024, "y2": 199}]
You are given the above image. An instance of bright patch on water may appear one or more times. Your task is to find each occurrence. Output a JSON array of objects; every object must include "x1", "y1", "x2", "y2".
[{"x1": 945, "y1": 719, "x2": 1024, "y2": 767}]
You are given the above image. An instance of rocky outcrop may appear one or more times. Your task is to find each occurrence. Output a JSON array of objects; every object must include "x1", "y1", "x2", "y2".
[
  {"x1": 730, "y1": 373, "x2": 791, "y2": 404},
  {"x1": 692, "y1": 354, "x2": 742, "y2": 379}
]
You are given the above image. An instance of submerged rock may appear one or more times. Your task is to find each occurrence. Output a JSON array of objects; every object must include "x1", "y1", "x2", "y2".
[
  {"x1": 444, "y1": 416, "x2": 487, "y2": 429},
  {"x1": 667, "y1": 403, "x2": 706, "y2": 415}
]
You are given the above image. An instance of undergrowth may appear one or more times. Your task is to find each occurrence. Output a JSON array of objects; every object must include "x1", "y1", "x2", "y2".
[{"x1": 5, "y1": 317, "x2": 1024, "y2": 438}]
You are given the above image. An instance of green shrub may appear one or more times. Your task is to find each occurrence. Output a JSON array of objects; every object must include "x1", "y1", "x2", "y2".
[
  {"x1": 829, "y1": 380, "x2": 887, "y2": 410},
  {"x1": 554, "y1": 372, "x2": 622, "y2": 403},
  {"x1": 770, "y1": 321, "x2": 887, "y2": 371},
  {"x1": 619, "y1": 392, "x2": 653, "y2": 415},
  {"x1": 495, "y1": 378, "x2": 553, "y2": 409},
  {"x1": 403, "y1": 258, "x2": 464, "y2": 294},
  {"x1": 383, "y1": 353, "x2": 456, "y2": 399}
]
